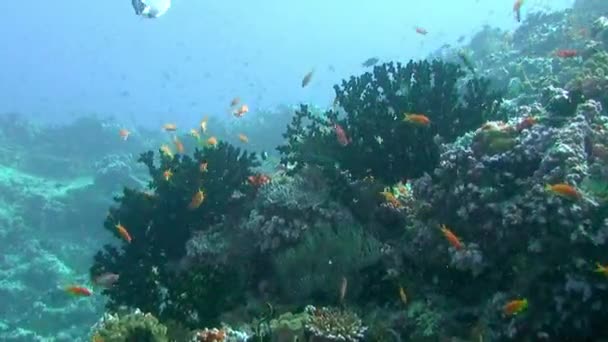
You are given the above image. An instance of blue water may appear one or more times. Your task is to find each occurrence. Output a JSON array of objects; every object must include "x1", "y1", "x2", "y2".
[{"x1": 0, "y1": 0, "x2": 573, "y2": 128}]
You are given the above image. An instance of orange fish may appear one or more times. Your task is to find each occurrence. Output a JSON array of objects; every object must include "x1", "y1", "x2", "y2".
[
  {"x1": 65, "y1": 285, "x2": 92, "y2": 297},
  {"x1": 207, "y1": 136, "x2": 218, "y2": 147},
  {"x1": 190, "y1": 129, "x2": 200, "y2": 140},
  {"x1": 302, "y1": 70, "x2": 314, "y2": 87},
  {"x1": 119, "y1": 129, "x2": 130, "y2": 141},
  {"x1": 380, "y1": 190, "x2": 403, "y2": 209},
  {"x1": 163, "y1": 169, "x2": 173, "y2": 181},
  {"x1": 163, "y1": 123, "x2": 177, "y2": 132},
  {"x1": 115, "y1": 222, "x2": 132, "y2": 243},
  {"x1": 398, "y1": 286, "x2": 408, "y2": 305},
  {"x1": 238, "y1": 133, "x2": 249, "y2": 143},
  {"x1": 173, "y1": 137, "x2": 184, "y2": 154},
  {"x1": 160, "y1": 144, "x2": 173, "y2": 158},
  {"x1": 230, "y1": 97, "x2": 240, "y2": 107},
  {"x1": 233, "y1": 104, "x2": 249, "y2": 118},
  {"x1": 513, "y1": 0, "x2": 523, "y2": 22},
  {"x1": 503, "y1": 298, "x2": 528, "y2": 316},
  {"x1": 403, "y1": 113, "x2": 431, "y2": 126},
  {"x1": 516, "y1": 116, "x2": 537, "y2": 131},
  {"x1": 415, "y1": 26, "x2": 428, "y2": 35},
  {"x1": 595, "y1": 263, "x2": 608, "y2": 276},
  {"x1": 199, "y1": 161, "x2": 208, "y2": 173},
  {"x1": 556, "y1": 49, "x2": 577, "y2": 58},
  {"x1": 545, "y1": 183, "x2": 581, "y2": 200},
  {"x1": 440, "y1": 224, "x2": 463, "y2": 250},
  {"x1": 200, "y1": 117, "x2": 208, "y2": 133},
  {"x1": 188, "y1": 189, "x2": 205, "y2": 210},
  {"x1": 248, "y1": 174, "x2": 271, "y2": 188}
]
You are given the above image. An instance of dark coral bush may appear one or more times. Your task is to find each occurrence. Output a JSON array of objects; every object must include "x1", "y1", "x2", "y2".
[
  {"x1": 278, "y1": 60, "x2": 502, "y2": 185},
  {"x1": 91, "y1": 143, "x2": 258, "y2": 327}
]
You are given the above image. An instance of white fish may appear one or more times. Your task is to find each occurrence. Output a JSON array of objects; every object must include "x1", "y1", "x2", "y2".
[{"x1": 131, "y1": 0, "x2": 171, "y2": 18}]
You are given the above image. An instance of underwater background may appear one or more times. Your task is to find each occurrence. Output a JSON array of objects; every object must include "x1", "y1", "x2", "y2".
[{"x1": 6, "y1": 0, "x2": 608, "y2": 341}]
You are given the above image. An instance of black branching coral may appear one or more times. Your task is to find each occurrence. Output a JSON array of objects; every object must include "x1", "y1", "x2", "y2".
[
  {"x1": 278, "y1": 60, "x2": 502, "y2": 184},
  {"x1": 90, "y1": 142, "x2": 258, "y2": 327}
]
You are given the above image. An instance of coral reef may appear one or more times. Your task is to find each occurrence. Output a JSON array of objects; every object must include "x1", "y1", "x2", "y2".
[
  {"x1": 8, "y1": 0, "x2": 608, "y2": 340},
  {"x1": 277, "y1": 59, "x2": 502, "y2": 185}
]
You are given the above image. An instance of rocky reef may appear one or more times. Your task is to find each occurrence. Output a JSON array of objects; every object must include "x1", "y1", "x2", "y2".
[{"x1": 0, "y1": 115, "x2": 163, "y2": 341}]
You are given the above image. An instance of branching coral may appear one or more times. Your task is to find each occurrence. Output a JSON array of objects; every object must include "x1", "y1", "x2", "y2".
[
  {"x1": 90, "y1": 143, "x2": 259, "y2": 327},
  {"x1": 278, "y1": 60, "x2": 501, "y2": 185},
  {"x1": 304, "y1": 306, "x2": 367, "y2": 342}
]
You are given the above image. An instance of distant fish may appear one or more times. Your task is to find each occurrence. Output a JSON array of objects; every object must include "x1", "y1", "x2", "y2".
[
  {"x1": 333, "y1": 123, "x2": 351, "y2": 146},
  {"x1": 199, "y1": 161, "x2": 208, "y2": 173},
  {"x1": 131, "y1": 0, "x2": 171, "y2": 18},
  {"x1": 188, "y1": 189, "x2": 205, "y2": 210},
  {"x1": 119, "y1": 129, "x2": 130, "y2": 141},
  {"x1": 233, "y1": 104, "x2": 249, "y2": 118},
  {"x1": 163, "y1": 169, "x2": 173, "y2": 181},
  {"x1": 339, "y1": 276, "x2": 348, "y2": 303},
  {"x1": 200, "y1": 116, "x2": 209, "y2": 134},
  {"x1": 115, "y1": 222, "x2": 132, "y2": 244},
  {"x1": 301, "y1": 70, "x2": 315, "y2": 88},
  {"x1": 173, "y1": 137, "x2": 184, "y2": 154},
  {"x1": 65, "y1": 285, "x2": 92, "y2": 297},
  {"x1": 403, "y1": 113, "x2": 431, "y2": 126},
  {"x1": 457, "y1": 35, "x2": 466, "y2": 43},
  {"x1": 207, "y1": 136, "x2": 218, "y2": 147},
  {"x1": 440, "y1": 224, "x2": 463, "y2": 250},
  {"x1": 163, "y1": 123, "x2": 177, "y2": 132},
  {"x1": 415, "y1": 26, "x2": 428, "y2": 35},
  {"x1": 545, "y1": 183, "x2": 581, "y2": 200},
  {"x1": 362, "y1": 57, "x2": 379, "y2": 67},
  {"x1": 513, "y1": 0, "x2": 524, "y2": 23},
  {"x1": 556, "y1": 49, "x2": 577, "y2": 58},
  {"x1": 595, "y1": 263, "x2": 608, "y2": 277},
  {"x1": 238, "y1": 133, "x2": 249, "y2": 143},
  {"x1": 503, "y1": 298, "x2": 528, "y2": 316},
  {"x1": 398, "y1": 285, "x2": 408, "y2": 305},
  {"x1": 230, "y1": 97, "x2": 240, "y2": 107}
]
